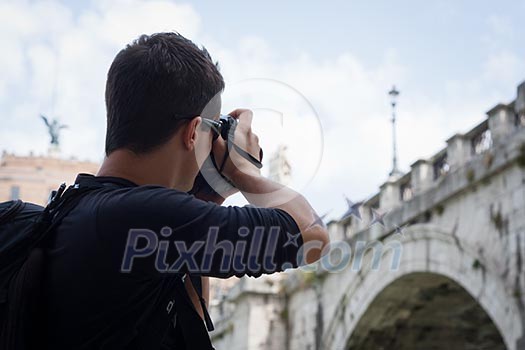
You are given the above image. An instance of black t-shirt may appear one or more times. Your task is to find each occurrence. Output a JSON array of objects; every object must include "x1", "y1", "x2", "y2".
[{"x1": 43, "y1": 174, "x2": 303, "y2": 349}]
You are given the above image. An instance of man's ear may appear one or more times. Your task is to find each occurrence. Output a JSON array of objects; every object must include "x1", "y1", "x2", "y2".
[{"x1": 181, "y1": 117, "x2": 202, "y2": 150}]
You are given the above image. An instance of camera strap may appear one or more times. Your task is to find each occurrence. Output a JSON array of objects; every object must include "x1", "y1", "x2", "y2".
[
  {"x1": 230, "y1": 143, "x2": 263, "y2": 169},
  {"x1": 188, "y1": 274, "x2": 214, "y2": 331},
  {"x1": 216, "y1": 126, "x2": 263, "y2": 174}
]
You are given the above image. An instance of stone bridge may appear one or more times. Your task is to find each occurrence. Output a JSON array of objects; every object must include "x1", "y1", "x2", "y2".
[{"x1": 209, "y1": 81, "x2": 525, "y2": 350}]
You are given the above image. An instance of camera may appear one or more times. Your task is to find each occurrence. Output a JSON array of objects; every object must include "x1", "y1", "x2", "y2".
[
  {"x1": 189, "y1": 114, "x2": 263, "y2": 198},
  {"x1": 218, "y1": 114, "x2": 237, "y2": 141}
]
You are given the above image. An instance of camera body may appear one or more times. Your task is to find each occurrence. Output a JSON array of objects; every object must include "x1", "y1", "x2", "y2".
[
  {"x1": 218, "y1": 114, "x2": 237, "y2": 140},
  {"x1": 189, "y1": 115, "x2": 237, "y2": 198}
]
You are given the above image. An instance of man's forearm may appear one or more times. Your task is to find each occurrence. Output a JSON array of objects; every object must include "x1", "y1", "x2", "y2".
[{"x1": 234, "y1": 173, "x2": 329, "y2": 263}]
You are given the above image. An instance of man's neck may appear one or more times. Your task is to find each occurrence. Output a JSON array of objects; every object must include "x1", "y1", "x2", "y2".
[{"x1": 97, "y1": 148, "x2": 191, "y2": 191}]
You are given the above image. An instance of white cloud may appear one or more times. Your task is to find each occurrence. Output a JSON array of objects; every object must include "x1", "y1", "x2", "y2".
[
  {"x1": 1, "y1": 0, "x2": 523, "y2": 218},
  {"x1": 482, "y1": 51, "x2": 525, "y2": 89},
  {"x1": 0, "y1": 0, "x2": 202, "y2": 160}
]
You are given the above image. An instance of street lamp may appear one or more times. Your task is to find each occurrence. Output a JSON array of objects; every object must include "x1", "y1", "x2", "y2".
[{"x1": 388, "y1": 85, "x2": 402, "y2": 178}]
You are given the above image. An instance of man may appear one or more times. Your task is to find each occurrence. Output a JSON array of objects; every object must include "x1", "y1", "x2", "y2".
[{"x1": 44, "y1": 32, "x2": 329, "y2": 349}]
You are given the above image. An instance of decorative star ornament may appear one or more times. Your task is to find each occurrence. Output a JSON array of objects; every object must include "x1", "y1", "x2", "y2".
[
  {"x1": 394, "y1": 224, "x2": 407, "y2": 236},
  {"x1": 370, "y1": 208, "x2": 388, "y2": 227},
  {"x1": 311, "y1": 210, "x2": 331, "y2": 229},
  {"x1": 319, "y1": 211, "x2": 330, "y2": 221},
  {"x1": 284, "y1": 232, "x2": 301, "y2": 247},
  {"x1": 341, "y1": 195, "x2": 363, "y2": 221}
]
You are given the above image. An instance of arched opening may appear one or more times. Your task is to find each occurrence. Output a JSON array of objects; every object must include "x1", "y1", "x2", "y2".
[{"x1": 346, "y1": 272, "x2": 506, "y2": 349}]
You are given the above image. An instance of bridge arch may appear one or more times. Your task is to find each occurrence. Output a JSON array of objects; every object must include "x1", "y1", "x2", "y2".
[
  {"x1": 321, "y1": 224, "x2": 523, "y2": 350},
  {"x1": 345, "y1": 272, "x2": 505, "y2": 349}
]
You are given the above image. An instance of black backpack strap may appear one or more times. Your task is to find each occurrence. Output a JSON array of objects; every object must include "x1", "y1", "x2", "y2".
[
  {"x1": 172, "y1": 275, "x2": 214, "y2": 349},
  {"x1": 188, "y1": 274, "x2": 214, "y2": 331},
  {"x1": 1, "y1": 182, "x2": 100, "y2": 350},
  {"x1": 38, "y1": 183, "x2": 99, "y2": 242},
  {"x1": 138, "y1": 275, "x2": 214, "y2": 350}
]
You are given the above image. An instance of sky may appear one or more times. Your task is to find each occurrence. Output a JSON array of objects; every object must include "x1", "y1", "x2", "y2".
[{"x1": 1, "y1": 0, "x2": 524, "y2": 218}]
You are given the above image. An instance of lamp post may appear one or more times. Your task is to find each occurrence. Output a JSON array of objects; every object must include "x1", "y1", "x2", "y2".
[{"x1": 388, "y1": 85, "x2": 402, "y2": 178}]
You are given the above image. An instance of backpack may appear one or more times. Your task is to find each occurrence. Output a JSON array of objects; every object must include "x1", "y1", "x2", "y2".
[
  {"x1": 0, "y1": 181, "x2": 214, "y2": 349},
  {"x1": 0, "y1": 183, "x2": 88, "y2": 349}
]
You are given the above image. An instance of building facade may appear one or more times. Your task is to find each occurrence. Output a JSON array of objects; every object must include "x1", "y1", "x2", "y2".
[{"x1": 0, "y1": 152, "x2": 99, "y2": 206}]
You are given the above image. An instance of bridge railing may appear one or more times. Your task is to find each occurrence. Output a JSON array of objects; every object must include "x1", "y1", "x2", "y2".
[
  {"x1": 387, "y1": 82, "x2": 524, "y2": 209},
  {"x1": 337, "y1": 80, "x2": 525, "y2": 240}
]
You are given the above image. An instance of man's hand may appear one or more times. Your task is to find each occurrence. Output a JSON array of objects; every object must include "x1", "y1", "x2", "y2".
[
  {"x1": 212, "y1": 109, "x2": 262, "y2": 186},
  {"x1": 190, "y1": 171, "x2": 238, "y2": 204}
]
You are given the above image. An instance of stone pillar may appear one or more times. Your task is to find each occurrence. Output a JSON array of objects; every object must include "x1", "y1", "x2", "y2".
[
  {"x1": 379, "y1": 181, "x2": 401, "y2": 211},
  {"x1": 487, "y1": 103, "x2": 516, "y2": 144},
  {"x1": 515, "y1": 81, "x2": 525, "y2": 116},
  {"x1": 327, "y1": 220, "x2": 344, "y2": 241},
  {"x1": 446, "y1": 133, "x2": 471, "y2": 170},
  {"x1": 268, "y1": 144, "x2": 292, "y2": 186},
  {"x1": 410, "y1": 159, "x2": 433, "y2": 195}
]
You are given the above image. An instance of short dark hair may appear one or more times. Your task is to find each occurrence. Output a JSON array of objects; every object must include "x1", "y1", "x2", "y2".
[{"x1": 104, "y1": 32, "x2": 224, "y2": 155}]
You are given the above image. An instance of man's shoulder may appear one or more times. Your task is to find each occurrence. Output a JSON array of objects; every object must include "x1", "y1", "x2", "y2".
[
  {"x1": 74, "y1": 175, "x2": 232, "y2": 231},
  {"x1": 93, "y1": 184, "x2": 190, "y2": 211}
]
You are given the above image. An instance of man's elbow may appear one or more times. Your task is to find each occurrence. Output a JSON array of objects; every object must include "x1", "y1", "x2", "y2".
[{"x1": 302, "y1": 226, "x2": 330, "y2": 265}]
